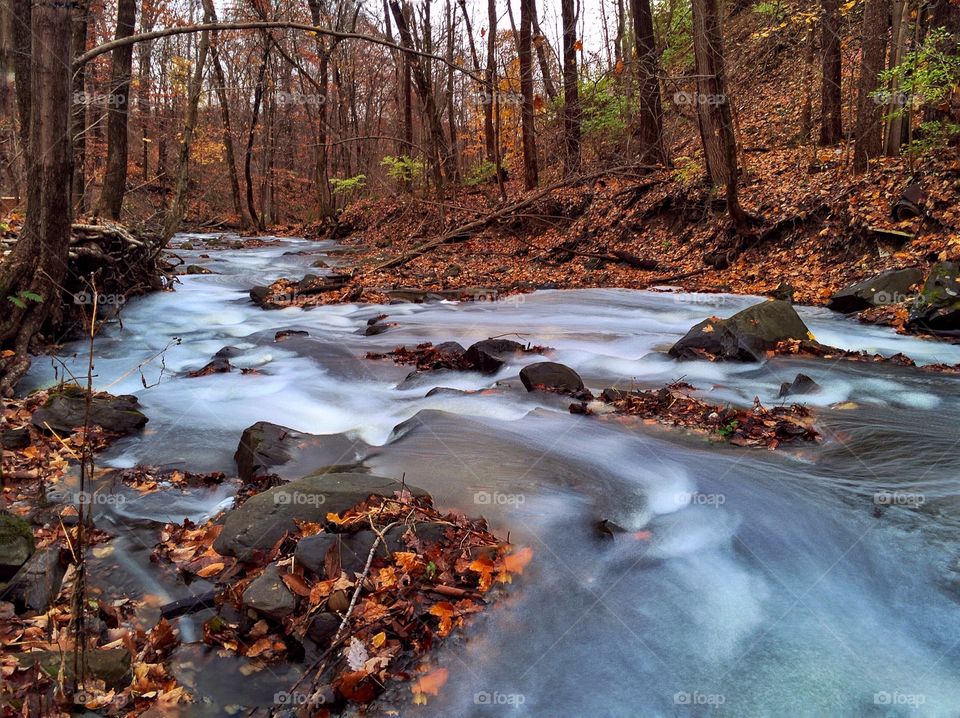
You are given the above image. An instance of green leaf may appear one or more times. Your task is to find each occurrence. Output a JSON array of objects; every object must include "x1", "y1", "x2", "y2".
[
  {"x1": 7, "y1": 295, "x2": 25, "y2": 309},
  {"x1": 20, "y1": 291, "x2": 43, "y2": 304}
]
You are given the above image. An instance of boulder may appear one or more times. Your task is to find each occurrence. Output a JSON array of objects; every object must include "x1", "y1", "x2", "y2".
[
  {"x1": 298, "y1": 273, "x2": 350, "y2": 295},
  {"x1": 186, "y1": 356, "x2": 232, "y2": 377},
  {"x1": 465, "y1": 338, "x2": 525, "y2": 373},
  {"x1": 213, "y1": 472, "x2": 427, "y2": 562},
  {"x1": 827, "y1": 267, "x2": 923, "y2": 313},
  {"x1": 1, "y1": 426, "x2": 30, "y2": 450},
  {"x1": 249, "y1": 285, "x2": 281, "y2": 310},
  {"x1": 234, "y1": 421, "x2": 369, "y2": 483},
  {"x1": 275, "y1": 329, "x2": 309, "y2": 342},
  {"x1": 1, "y1": 547, "x2": 67, "y2": 612},
  {"x1": 0, "y1": 513, "x2": 34, "y2": 581},
  {"x1": 242, "y1": 563, "x2": 296, "y2": 619},
  {"x1": 778, "y1": 373, "x2": 821, "y2": 398},
  {"x1": 214, "y1": 345, "x2": 243, "y2": 359},
  {"x1": 668, "y1": 300, "x2": 814, "y2": 362},
  {"x1": 32, "y1": 385, "x2": 147, "y2": 435},
  {"x1": 434, "y1": 341, "x2": 467, "y2": 362},
  {"x1": 907, "y1": 262, "x2": 960, "y2": 332},
  {"x1": 519, "y1": 362, "x2": 585, "y2": 395},
  {"x1": 600, "y1": 387, "x2": 627, "y2": 403},
  {"x1": 307, "y1": 611, "x2": 340, "y2": 645},
  {"x1": 293, "y1": 533, "x2": 337, "y2": 575},
  {"x1": 185, "y1": 264, "x2": 214, "y2": 275},
  {"x1": 18, "y1": 649, "x2": 131, "y2": 690}
]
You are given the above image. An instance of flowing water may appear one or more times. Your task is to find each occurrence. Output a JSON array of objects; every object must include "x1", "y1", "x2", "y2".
[{"x1": 24, "y1": 235, "x2": 960, "y2": 716}]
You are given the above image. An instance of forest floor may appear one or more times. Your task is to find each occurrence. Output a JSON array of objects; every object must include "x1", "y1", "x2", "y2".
[{"x1": 269, "y1": 146, "x2": 959, "y2": 319}]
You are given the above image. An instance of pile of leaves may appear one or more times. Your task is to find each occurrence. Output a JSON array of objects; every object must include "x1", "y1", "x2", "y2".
[
  {"x1": 117, "y1": 465, "x2": 228, "y2": 494},
  {"x1": 1, "y1": 390, "x2": 116, "y2": 486},
  {"x1": 153, "y1": 490, "x2": 531, "y2": 712},
  {"x1": 365, "y1": 340, "x2": 551, "y2": 373},
  {"x1": 365, "y1": 342, "x2": 476, "y2": 371},
  {"x1": 1, "y1": 606, "x2": 186, "y2": 716},
  {"x1": 773, "y1": 338, "x2": 960, "y2": 373},
  {"x1": 573, "y1": 382, "x2": 820, "y2": 449}
]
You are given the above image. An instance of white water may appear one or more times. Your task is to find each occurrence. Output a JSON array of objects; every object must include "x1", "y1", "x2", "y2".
[{"x1": 25, "y1": 235, "x2": 960, "y2": 716}]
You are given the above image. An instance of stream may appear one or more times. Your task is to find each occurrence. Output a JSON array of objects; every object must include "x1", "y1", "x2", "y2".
[{"x1": 23, "y1": 234, "x2": 960, "y2": 716}]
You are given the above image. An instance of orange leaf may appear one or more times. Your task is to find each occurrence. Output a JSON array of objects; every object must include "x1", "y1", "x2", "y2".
[
  {"x1": 282, "y1": 573, "x2": 312, "y2": 597},
  {"x1": 394, "y1": 551, "x2": 421, "y2": 573},
  {"x1": 196, "y1": 562, "x2": 225, "y2": 578},
  {"x1": 502, "y1": 547, "x2": 533, "y2": 575},
  {"x1": 411, "y1": 667, "x2": 449, "y2": 702},
  {"x1": 246, "y1": 637, "x2": 274, "y2": 657},
  {"x1": 429, "y1": 601, "x2": 457, "y2": 636}
]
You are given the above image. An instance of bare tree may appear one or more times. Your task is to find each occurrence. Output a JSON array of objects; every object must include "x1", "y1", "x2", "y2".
[
  {"x1": 96, "y1": 0, "x2": 137, "y2": 219},
  {"x1": 819, "y1": 0, "x2": 843, "y2": 144},
  {"x1": 561, "y1": 0, "x2": 581, "y2": 174},
  {"x1": 631, "y1": 0, "x2": 669, "y2": 164},
  {"x1": 0, "y1": 0, "x2": 73, "y2": 394},
  {"x1": 853, "y1": 0, "x2": 889, "y2": 171},
  {"x1": 691, "y1": 0, "x2": 748, "y2": 230},
  {"x1": 519, "y1": 0, "x2": 539, "y2": 189}
]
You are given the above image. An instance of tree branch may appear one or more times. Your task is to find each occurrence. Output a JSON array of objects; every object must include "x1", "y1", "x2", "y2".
[{"x1": 73, "y1": 20, "x2": 481, "y2": 82}]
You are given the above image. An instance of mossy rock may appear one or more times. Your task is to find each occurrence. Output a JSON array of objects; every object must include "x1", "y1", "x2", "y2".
[
  {"x1": 0, "y1": 512, "x2": 34, "y2": 579},
  {"x1": 669, "y1": 300, "x2": 814, "y2": 362},
  {"x1": 908, "y1": 262, "x2": 960, "y2": 332},
  {"x1": 32, "y1": 385, "x2": 147, "y2": 435}
]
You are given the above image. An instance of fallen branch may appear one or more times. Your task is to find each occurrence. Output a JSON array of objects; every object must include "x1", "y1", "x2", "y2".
[{"x1": 367, "y1": 165, "x2": 657, "y2": 272}]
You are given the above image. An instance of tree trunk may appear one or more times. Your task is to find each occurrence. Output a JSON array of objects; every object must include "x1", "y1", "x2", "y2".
[
  {"x1": 561, "y1": 0, "x2": 581, "y2": 175},
  {"x1": 0, "y1": 1, "x2": 19, "y2": 199},
  {"x1": 136, "y1": 5, "x2": 156, "y2": 184},
  {"x1": 96, "y1": 0, "x2": 136, "y2": 219},
  {"x1": 200, "y1": 0, "x2": 244, "y2": 224},
  {"x1": 631, "y1": 0, "x2": 669, "y2": 164},
  {"x1": 884, "y1": 0, "x2": 909, "y2": 155},
  {"x1": 530, "y1": 0, "x2": 558, "y2": 102},
  {"x1": 245, "y1": 44, "x2": 270, "y2": 230},
  {"x1": 819, "y1": 0, "x2": 843, "y2": 144},
  {"x1": 161, "y1": 26, "x2": 210, "y2": 242},
  {"x1": 0, "y1": 0, "x2": 73, "y2": 395},
  {"x1": 484, "y1": 0, "x2": 497, "y2": 164},
  {"x1": 389, "y1": 0, "x2": 453, "y2": 183},
  {"x1": 445, "y1": 0, "x2": 460, "y2": 181},
  {"x1": 11, "y1": 0, "x2": 30, "y2": 143},
  {"x1": 306, "y1": 0, "x2": 337, "y2": 220},
  {"x1": 519, "y1": 0, "x2": 539, "y2": 189},
  {"x1": 71, "y1": 0, "x2": 90, "y2": 214},
  {"x1": 853, "y1": 0, "x2": 889, "y2": 172},
  {"x1": 691, "y1": 0, "x2": 748, "y2": 230}
]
